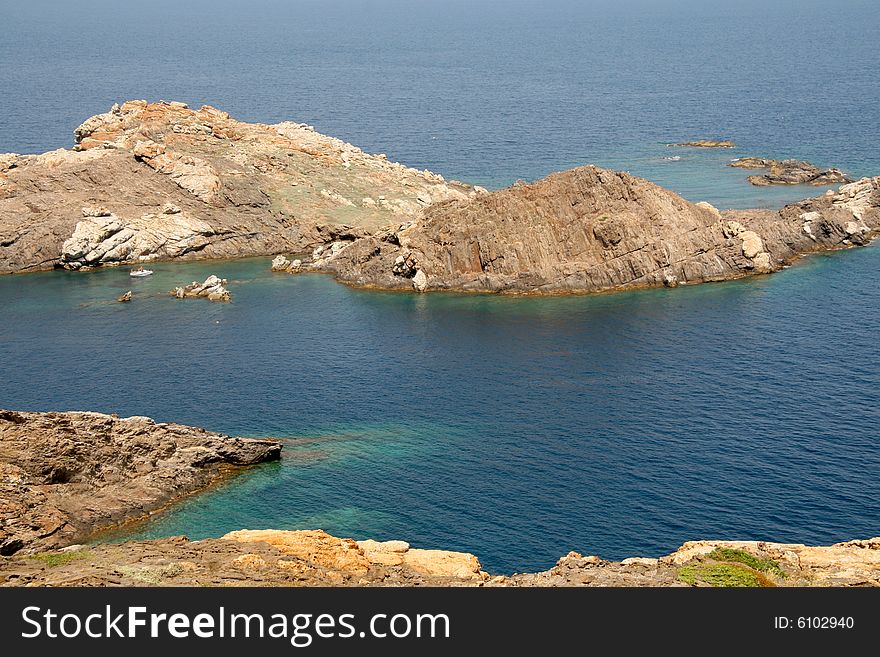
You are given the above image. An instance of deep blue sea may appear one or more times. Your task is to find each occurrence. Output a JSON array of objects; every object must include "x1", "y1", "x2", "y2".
[{"x1": 1, "y1": 0, "x2": 879, "y2": 573}]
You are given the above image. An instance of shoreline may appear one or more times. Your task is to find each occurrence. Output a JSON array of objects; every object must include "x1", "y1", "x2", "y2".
[
  {"x1": 1, "y1": 409, "x2": 877, "y2": 587},
  {"x1": 2, "y1": 528, "x2": 878, "y2": 587}
]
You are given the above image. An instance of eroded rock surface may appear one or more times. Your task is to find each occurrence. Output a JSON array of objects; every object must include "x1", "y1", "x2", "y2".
[
  {"x1": 513, "y1": 537, "x2": 880, "y2": 587},
  {"x1": 0, "y1": 101, "x2": 477, "y2": 273},
  {"x1": 1, "y1": 529, "x2": 877, "y2": 587},
  {"x1": 307, "y1": 167, "x2": 880, "y2": 294},
  {"x1": 730, "y1": 157, "x2": 853, "y2": 186},
  {"x1": 0, "y1": 409, "x2": 281, "y2": 555}
]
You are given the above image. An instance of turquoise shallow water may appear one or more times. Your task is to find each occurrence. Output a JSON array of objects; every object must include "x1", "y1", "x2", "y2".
[
  {"x1": 1, "y1": 0, "x2": 879, "y2": 573},
  {"x1": 1, "y1": 249, "x2": 879, "y2": 573}
]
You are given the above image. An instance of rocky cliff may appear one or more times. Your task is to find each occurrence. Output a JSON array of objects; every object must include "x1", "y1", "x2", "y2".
[
  {"x1": 0, "y1": 101, "x2": 478, "y2": 273},
  {"x1": 0, "y1": 409, "x2": 281, "y2": 555},
  {"x1": 309, "y1": 167, "x2": 880, "y2": 294}
]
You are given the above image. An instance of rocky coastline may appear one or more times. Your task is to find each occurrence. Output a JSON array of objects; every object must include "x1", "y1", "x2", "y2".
[
  {"x1": 2, "y1": 102, "x2": 878, "y2": 300},
  {"x1": 0, "y1": 409, "x2": 281, "y2": 556},
  {"x1": 0, "y1": 409, "x2": 877, "y2": 587},
  {"x1": 1, "y1": 528, "x2": 878, "y2": 588}
]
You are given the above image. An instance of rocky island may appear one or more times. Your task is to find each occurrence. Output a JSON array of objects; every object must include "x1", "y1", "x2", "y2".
[
  {"x1": 0, "y1": 409, "x2": 877, "y2": 587},
  {"x1": 2, "y1": 102, "x2": 878, "y2": 298},
  {"x1": 671, "y1": 139, "x2": 736, "y2": 148},
  {"x1": 730, "y1": 157, "x2": 853, "y2": 186}
]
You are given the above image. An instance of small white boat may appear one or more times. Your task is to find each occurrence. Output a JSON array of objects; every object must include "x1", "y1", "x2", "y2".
[{"x1": 129, "y1": 268, "x2": 153, "y2": 278}]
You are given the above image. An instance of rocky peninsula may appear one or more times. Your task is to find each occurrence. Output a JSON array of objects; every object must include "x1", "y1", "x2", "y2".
[
  {"x1": 303, "y1": 167, "x2": 880, "y2": 294},
  {"x1": 0, "y1": 409, "x2": 877, "y2": 587},
  {"x1": 0, "y1": 101, "x2": 479, "y2": 274},
  {"x1": 0, "y1": 409, "x2": 281, "y2": 555},
  {"x1": 730, "y1": 157, "x2": 853, "y2": 186}
]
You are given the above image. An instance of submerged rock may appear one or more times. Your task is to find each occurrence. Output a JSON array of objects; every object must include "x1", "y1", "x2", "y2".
[{"x1": 730, "y1": 157, "x2": 852, "y2": 186}]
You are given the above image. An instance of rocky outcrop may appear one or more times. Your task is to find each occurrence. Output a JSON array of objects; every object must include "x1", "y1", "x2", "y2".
[
  {"x1": 0, "y1": 101, "x2": 478, "y2": 273},
  {"x1": 730, "y1": 157, "x2": 853, "y2": 186},
  {"x1": 512, "y1": 537, "x2": 880, "y2": 587},
  {"x1": 671, "y1": 139, "x2": 736, "y2": 148},
  {"x1": 0, "y1": 409, "x2": 281, "y2": 555},
  {"x1": 0, "y1": 529, "x2": 877, "y2": 587},
  {"x1": 171, "y1": 274, "x2": 230, "y2": 301},
  {"x1": 271, "y1": 254, "x2": 301, "y2": 272},
  {"x1": 304, "y1": 167, "x2": 880, "y2": 294}
]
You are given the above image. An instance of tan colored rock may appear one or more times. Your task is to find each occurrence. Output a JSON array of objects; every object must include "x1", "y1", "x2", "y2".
[
  {"x1": 752, "y1": 252, "x2": 772, "y2": 271},
  {"x1": 172, "y1": 274, "x2": 230, "y2": 301},
  {"x1": 731, "y1": 157, "x2": 852, "y2": 186},
  {"x1": 232, "y1": 554, "x2": 268, "y2": 569},
  {"x1": 357, "y1": 539, "x2": 410, "y2": 566},
  {"x1": 223, "y1": 529, "x2": 372, "y2": 575},
  {"x1": 412, "y1": 268, "x2": 428, "y2": 292},
  {"x1": 621, "y1": 557, "x2": 659, "y2": 566},
  {"x1": 740, "y1": 231, "x2": 764, "y2": 259},
  {"x1": 402, "y1": 549, "x2": 483, "y2": 580},
  {"x1": 695, "y1": 201, "x2": 722, "y2": 220}
]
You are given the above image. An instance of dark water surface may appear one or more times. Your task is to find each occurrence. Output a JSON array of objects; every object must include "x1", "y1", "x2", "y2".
[
  {"x1": 1, "y1": 0, "x2": 879, "y2": 572},
  {"x1": 1, "y1": 250, "x2": 879, "y2": 572}
]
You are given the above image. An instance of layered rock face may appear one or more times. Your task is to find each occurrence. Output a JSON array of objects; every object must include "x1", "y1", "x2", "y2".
[
  {"x1": 0, "y1": 529, "x2": 877, "y2": 587},
  {"x1": 0, "y1": 101, "x2": 477, "y2": 273},
  {"x1": 730, "y1": 157, "x2": 852, "y2": 186},
  {"x1": 311, "y1": 167, "x2": 880, "y2": 294},
  {"x1": 0, "y1": 409, "x2": 281, "y2": 555}
]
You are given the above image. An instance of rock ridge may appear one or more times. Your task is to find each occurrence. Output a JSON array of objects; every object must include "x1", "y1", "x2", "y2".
[{"x1": 301, "y1": 167, "x2": 880, "y2": 294}]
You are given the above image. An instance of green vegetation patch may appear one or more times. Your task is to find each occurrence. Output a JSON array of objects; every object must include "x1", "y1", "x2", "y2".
[
  {"x1": 677, "y1": 563, "x2": 774, "y2": 588},
  {"x1": 707, "y1": 547, "x2": 785, "y2": 578},
  {"x1": 29, "y1": 550, "x2": 91, "y2": 568}
]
